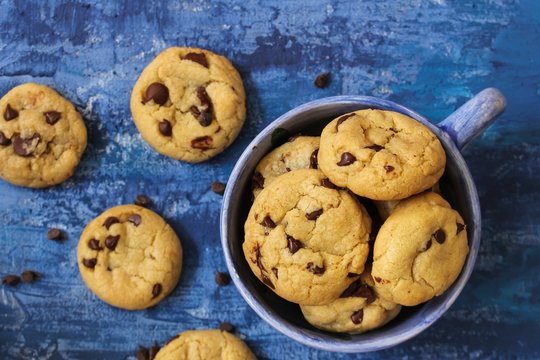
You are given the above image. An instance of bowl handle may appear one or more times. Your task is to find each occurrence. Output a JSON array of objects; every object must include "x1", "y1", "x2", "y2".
[{"x1": 437, "y1": 88, "x2": 506, "y2": 150}]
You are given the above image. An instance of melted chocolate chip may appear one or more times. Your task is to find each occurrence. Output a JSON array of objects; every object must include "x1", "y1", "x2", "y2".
[
  {"x1": 105, "y1": 235, "x2": 120, "y2": 250},
  {"x1": 215, "y1": 271, "x2": 230, "y2": 286},
  {"x1": 44, "y1": 111, "x2": 61, "y2": 125},
  {"x1": 421, "y1": 239, "x2": 432, "y2": 252},
  {"x1": 321, "y1": 178, "x2": 337, "y2": 189},
  {"x1": 457, "y1": 223, "x2": 466, "y2": 234},
  {"x1": 287, "y1": 235, "x2": 303, "y2": 254},
  {"x1": 340, "y1": 281, "x2": 376, "y2": 304},
  {"x1": 211, "y1": 181, "x2": 226, "y2": 195},
  {"x1": 144, "y1": 83, "x2": 169, "y2": 105},
  {"x1": 197, "y1": 86, "x2": 212, "y2": 108},
  {"x1": 306, "y1": 209, "x2": 323, "y2": 221},
  {"x1": 191, "y1": 136, "x2": 213, "y2": 150},
  {"x1": 337, "y1": 152, "x2": 356, "y2": 166},
  {"x1": 336, "y1": 113, "x2": 354, "y2": 130},
  {"x1": 310, "y1": 149, "x2": 319, "y2": 169},
  {"x1": 351, "y1": 309, "x2": 364, "y2": 324},
  {"x1": 4, "y1": 104, "x2": 18, "y2": 121},
  {"x1": 272, "y1": 267, "x2": 278, "y2": 278},
  {"x1": 433, "y1": 228, "x2": 446, "y2": 244},
  {"x1": 135, "y1": 194, "x2": 151, "y2": 207},
  {"x1": 47, "y1": 228, "x2": 63, "y2": 241},
  {"x1": 384, "y1": 165, "x2": 395, "y2": 173},
  {"x1": 151, "y1": 283, "x2": 162, "y2": 299},
  {"x1": 82, "y1": 258, "x2": 97, "y2": 269},
  {"x1": 261, "y1": 273, "x2": 275, "y2": 289},
  {"x1": 0, "y1": 131, "x2": 11, "y2": 146},
  {"x1": 219, "y1": 322, "x2": 234, "y2": 333},
  {"x1": 128, "y1": 214, "x2": 142, "y2": 226},
  {"x1": 103, "y1": 216, "x2": 119, "y2": 229},
  {"x1": 183, "y1": 52, "x2": 209, "y2": 67},
  {"x1": 190, "y1": 105, "x2": 212, "y2": 127},
  {"x1": 158, "y1": 119, "x2": 172, "y2": 136},
  {"x1": 252, "y1": 172, "x2": 265, "y2": 190},
  {"x1": 253, "y1": 243, "x2": 266, "y2": 272},
  {"x1": 367, "y1": 144, "x2": 384, "y2": 151},
  {"x1": 260, "y1": 215, "x2": 276, "y2": 228},
  {"x1": 88, "y1": 238, "x2": 103, "y2": 251},
  {"x1": 314, "y1": 72, "x2": 331, "y2": 88},
  {"x1": 12, "y1": 133, "x2": 41, "y2": 157},
  {"x1": 21, "y1": 270, "x2": 40, "y2": 283},
  {"x1": 2, "y1": 274, "x2": 20, "y2": 286},
  {"x1": 307, "y1": 262, "x2": 325, "y2": 275}
]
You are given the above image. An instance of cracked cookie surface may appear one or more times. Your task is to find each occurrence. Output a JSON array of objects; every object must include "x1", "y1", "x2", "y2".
[
  {"x1": 318, "y1": 109, "x2": 446, "y2": 200},
  {"x1": 300, "y1": 267, "x2": 401, "y2": 334},
  {"x1": 252, "y1": 136, "x2": 320, "y2": 198},
  {"x1": 243, "y1": 169, "x2": 372, "y2": 306},
  {"x1": 0, "y1": 83, "x2": 87, "y2": 188},
  {"x1": 155, "y1": 329, "x2": 256, "y2": 360},
  {"x1": 77, "y1": 204, "x2": 182, "y2": 310},
  {"x1": 130, "y1": 47, "x2": 246, "y2": 163},
  {"x1": 372, "y1": 192, "x2": 468, "y2": 306}
]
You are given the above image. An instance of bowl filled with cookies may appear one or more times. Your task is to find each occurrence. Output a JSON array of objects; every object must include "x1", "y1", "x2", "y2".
[{"x1": 220, "y1": 88, "x2": 506, "y2": 352}]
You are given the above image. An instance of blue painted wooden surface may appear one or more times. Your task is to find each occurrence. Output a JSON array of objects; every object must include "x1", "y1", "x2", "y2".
[{"x1": 0, "y1": 0, "x2": 538, "y2": 359}]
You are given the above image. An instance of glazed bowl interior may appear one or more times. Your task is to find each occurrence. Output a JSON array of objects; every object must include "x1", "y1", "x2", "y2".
[{"x1": 221, "y1": 96, "x2": 480, "y2": 352}]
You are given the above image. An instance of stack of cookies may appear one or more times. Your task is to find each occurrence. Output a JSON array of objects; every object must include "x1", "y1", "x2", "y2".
[{"x1": 243, "y1": 109, "x2": 469, "y2": 334}]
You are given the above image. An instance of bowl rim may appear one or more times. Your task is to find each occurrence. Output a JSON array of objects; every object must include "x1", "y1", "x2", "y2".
[{"x1": 220, "y1": 95, "x2": 481, "y2": 353}]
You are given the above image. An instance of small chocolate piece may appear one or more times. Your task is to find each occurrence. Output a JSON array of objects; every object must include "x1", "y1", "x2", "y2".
[
  {"x1": 136, "y1": 345, "x2": 149, "y2": 360},
  {"x1": 47, "y1": 228, "x2": 63, "y2": 241},
  {"x1": 336, "y1": 113, "x2": 354, "y2": 130},
  {"x1": 183, "y1": 52, "x2": 209, "y2": 68},
  {"x1": 252, "y1": 172, "x2": 265, "y2": 190},
  {"x1": 2, "y1": 274, "x2": 21, "y2": 286},
  {"x1": 310, "y1": 149, "x2": 319, "y2": 169},
  {"x1": 211, "y1": 181, "x2": 226, "y2": 195},
  {"x1": 144, "y1": 82, "x2": 169, "y2": 105},
  {"x1": 20, "y1": 270, "x2": 40, "y2": 283},
  {"x1": 456, "y1": 223, "x2": 466, "y2": 234},
  {"x1": 12, "y1": 133, "x2": 41, "y2": 157},
  {"x1": 165, "y1": 334, "x2": 180, "y2": 345},
  {"x1": 433, "y1": 229, "x2": 446, "y2": 244},
  {"x1": 337, "y1": 152, "x2": 356, "y2": 166},
  {"x1": 148, "y1": 342, "x2": 160, "y2": 360},
  {"x1": 158, "y1": 119, "x2": 172, "y2": 136},
  {"x1": 351, "y1": 309, "x2": 364, "y2": 324},
  {"x1": 103, "y1": 217, "x2": 119, "y2": 229},
  {"x1": 261, "y1": 273, "x2": 275, "y2": 289},
  {"x1": 314, "y1": 71, "x2": 330, "y2": 88},
  {"x1": 190, "y1": 105, "x2": 212, "y2": 127},
  {"x1": 197, "y1": 86, "x2": 212, "y2": 109},
  {"x1": 321, "y1": 178, "x2": 337, "y2": 189},
  {"x1": 88, "y1": 238, "x2": 103, "y2": 251},
  {"x1": 384, "y1": 165, "x2": 395, "y2": 173},
  {"x1": 104, "y1": 235, "x2": 120, "y2": 250},
  {"x1": 191, "y1": 136, "x2": 213, "y2": 150},
  {"x1": 151, "y1": 283, "x2": 162, "y2": 299},
  {"x1": 44, "y1": 111, "x2": 61, "y2": 125},
  {"x1": 306, "y1": 209, "x2": 323, "y2": 221},
  {"x1": 307, "y1": 262, "x2": 325, "y2": 275},
  {"x1": 135, "y1": 194, "x2": 151, "y2": 207},
  {"x1": 260, "y1": 215, "x2": 276, "y2": 228},
  {"x1": 287, "y1": 235, "x2": 303, "y2": 254},
  {"x1": 215, "y1": 271, "x2": 231, "y2": 286},
  {"x1": 366, "y1": 144, "x2": 384, "y2": 152},
  {"x1": 4, "y1": 104, "x2": 18, "y2": 121},
  {"x1": 340, "y1": 281, "x2": 376, "y2": 304},
  {"x1": 82, "y1": 258, "x2": 97, "y2": 269},
  {"x1": 272, "y1": 267, "x2": 278, "y2": 278},
  {"x1": 219, "y1": 322, "x2": 235, "y2": 333},
  {"x1": 0, "y1": 131, "x2": 11, "y2": 146},
  {"x1": 128, "y1": 214, "x2": 142, "y2": 226},
  {"x1": 421, "y1": 239, "x2": 432, "y2": 252}
]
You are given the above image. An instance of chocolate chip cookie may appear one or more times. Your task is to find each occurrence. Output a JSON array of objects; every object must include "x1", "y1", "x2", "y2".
[
  {"x1": 0, "y1": 83, "x2": 87, "y2": 188},
  {"x1": 77, "y1": 205, "x2": 182, "y2": 310},
  {"x1": 252, "y1": 135, "x2": 320, "y2": 198},
  {"x1": 318, "y1": 109, "x2": 446, "y2": 200},
  {"x1": 372, "y1": 192, "x2": 468, "y2": 306},
  {"x1": 130, "y1": 47, "x2": 246, "y2": 163},
  {"x1": 243, "y1": 169, "x2": 372, "y2": 305}
]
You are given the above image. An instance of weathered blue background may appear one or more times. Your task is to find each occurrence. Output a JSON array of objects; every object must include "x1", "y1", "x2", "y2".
[{"x1": 0, "y1": 0, "x2": 538, "y2": 359}]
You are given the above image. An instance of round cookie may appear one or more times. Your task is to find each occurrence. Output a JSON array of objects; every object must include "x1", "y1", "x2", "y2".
[
  {"x1": 0, "y1": 83, "x2": 87, "y2": 188},
  {"x1": 318, "y1": 109, "x2": 446, "y2": 200},
  {"x1": 252, "y1": 136, "x2": 320, "y2": 198},
  {"x1": 156, "y1": 329, "x2": 257, "y2": 360},
  {"x1": 130, "y1": 47, "x2": 246, "y2": 163},
  {"x1": 301, "y1": 267, "x2": 401, "y2": 334},
  {"x1": 77, "y1": 205, "x2": 182, "y2": 310},
  {"x1": 243, "y1": 169, "x2": 372, "y2": 306},
  {"x1": 372, "y1": 192, "x2": 469, "y2": 306}
]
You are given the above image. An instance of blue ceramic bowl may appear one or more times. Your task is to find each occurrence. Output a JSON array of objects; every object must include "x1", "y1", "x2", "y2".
[{"x1": 220, "y1": 89, "x2": 506, "y2": 353}]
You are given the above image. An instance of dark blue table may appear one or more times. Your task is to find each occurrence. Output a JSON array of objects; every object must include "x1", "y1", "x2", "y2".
[{"x1": 1, "y1": 1, "x2": 539, "y2": 359}]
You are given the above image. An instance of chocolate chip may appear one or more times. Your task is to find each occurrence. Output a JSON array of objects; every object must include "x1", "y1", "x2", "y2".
[
  {"x1": 433, "y1": 228, "x2": 446, "y2": 244},
  {"x1": 190, "y1": 105, "x2": 212, "y2": 127},
  {"x1": 374, "y1": 276, "x2": 382, "y2": 283},
  {"x1": 4, "y1": 104, "x2": 18, "y2": 121},
  {"x1": 191, "y1": 135, "x2": 213, "y2": 150},
  {"x1": 252, "y1": 172, "x2": 265, "y2": 190},
  {"x1": 421, "y1": 239, "x2": 432, "y2": 252},
  {"x1": 151, "y1": 283, "x2": 162, "y2": 299},
  {"x1": 306, "y1": 209, "x2": 323, "y2": 221},
  {"x1": 351, "y1": 309, "x2": 364, "y2": 324},
  {"x1": 347, "y1": 272, "x2": 361, "y2": 278},
  {"x1": 0, "y1": 131, "x2": 11, "y2": 146},
  {"x1": 136, "y1": 346, "x2": 149, "y2": 360},
  {"x1": 88, "y1": 238, "x2": 103, "y2": 251},
  {"x1": 211, "y1": 181, "x2": 226, "y2": 195},
  {"x1": 183, "y1": 52, "x2": 209, "y2": 67},
  {"x1": 314, "y1": 72, "x2": 330, "y2": 88},
  {"x1": 135, "y1": 194, "x2": 152, "y2": 207},
  {"x1": 340, "y1": 281, "x2": 376, "y2": 304},
  {"x1": 104, "y1": 235, "x2": 120, "y2": 250},
  {"x1": 44, "y1": 111, "x2": 61, "y2": 125},
  {"x1": 215, "y1": 271, "x2": 230, "y2": 286},
  {"x1": 158, "y1": 119, "x2": 172, "y2": 136},
  {"x1": 285, "y1": 167, "x2": 291, "y2": 172},
  {"x1": 103, "y1": 217, "x2": 119, "y2": 229},
  {"x1": 307, "y1": 262, "x2": 325, "y2": 275},
  {"x1": 12, "y1": 133, "x2": 40, "y2": 157},
  {"x1": 144, "y1": 82, "x2": 169, "y2": 105},
  {"x1": 148, "y1": 342, "x2": 160, "y2": 360},
  {"x1": 197, "y1": 86, "x2": 212, "y2": 108},
  {"x1": 336, "y1": 113, "x2": 354, "y2": 130},
  {"x1": 128, "y1": 214, "x2": 142, "y2": 226},
  {"x1": 321, "y1": 178, "x2": 337, "y2": 189},
  {"x1": 287, "y1": 235, "x2": 303, "y2": 254},
  {"x1": 20, "y1": 270, "x2": 40, "y2": 283},
  {"x1": 272, "y1": 267, "x2": 278, "y2": 278},
  {"x1": 2, "y1": 275, "x2": 20, "y2": 286},
  {"x1": 384, "y1": 165, "x2": 395, "y2": 173},
  {"x1": 310, "y1": 149, "x2": 319, "y2": 169},
  {"x1": 47, "y1": 228, "x2": 63, "y2": 241},
  {"x1": 457, "y1": 223, "x2": 466, "y2": 234},
  {"x1": 165, "y1": 334, "x2": 179, "y2": 345},
  {"x1": 219, "y1": 322, "x2": 235, "y2": 333},
  {"x1": 337, "y1": 152, "x2": 356, "y2": 166},
  {"x1": 260, "y1": 215, "x2": 276, "y2": 228},
  {"x1": 261, "y1": 273, "x2": 275, "y2": 289},
  {"x1": 367, "y1": 144, "x2": 384, "y2": 152},
  {"x1": 82, "y1": 258, "x2": 97, "y2": 269}
]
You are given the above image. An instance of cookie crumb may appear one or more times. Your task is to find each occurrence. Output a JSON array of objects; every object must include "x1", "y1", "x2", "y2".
[
  {"x1": 215, "y1": 271, "x2": 231, "y2": 286},
  {"x1": 314, "y1": 72, "x2": 331, "y2": 88},
  {"x1": 211, "y1": 181, "x2": 226, "y2": 195},
  {"x1": 47, "y1": 228, "x2": 63, "y2": 241},
  {"x1": 135, "y1": 194, "x2": 152, "y2": 207}
]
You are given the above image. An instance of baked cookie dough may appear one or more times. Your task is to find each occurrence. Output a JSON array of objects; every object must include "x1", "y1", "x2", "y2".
[
  {"x1": 300, "y1": 267, "x2": 401, "y2": 334},
  {"x1": 77, "y1": 204, "x2": 182, "y2": 310},
  {"x1": 252, "y1": 135, "x2": 320, "y2": 198},
  {"x1": 130, "y1": 47, "x2": 246, "y2": 163},
  {"x1": 243, "y1": 169, "x2": 372, "y2": 306},
  {"x1": 155, "y1": 329, "x2": 256, "y2": 360},
  {"x1": 318, "y1": 109, "x2": 446, "y2": 200},
  {"x1": 0, "y1": 83, "x2": 87, "y2": 188},
  {"x1": 372, "y1": 192, "x2": 468, "y2": 306}
]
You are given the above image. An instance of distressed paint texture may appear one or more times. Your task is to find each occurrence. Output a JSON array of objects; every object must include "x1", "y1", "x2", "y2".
[{"x1": 0, "y1": 0, "x2": 539, "y2": 359}]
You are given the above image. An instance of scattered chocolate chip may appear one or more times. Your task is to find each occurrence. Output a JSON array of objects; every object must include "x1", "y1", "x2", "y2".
[
  {"x1": 347, "y1": 272, "x2": 361, "y2": 278},
  {"x1": 253, "y1": 243, "x2": 266, "y2": 271},
  {"x1": 306, "y1": 209, "x2": 323, "y2": 221},
  {"x1": 104, "y1": 235, "x2": 120, "y2": 250},
  {"x1": 82, "y1": 258, "x2": 97, "y2": 269},
  {"x1": 47, "y1": 228, "x2": 63, "y2": 241},
  {"x1": 165, "y1": 334, "x2": 179, "y2": 345},
  {"x1": 191, "y1": 135, "x2": 213, "y2": 150},
  {"x1": 183, "y1": 52, "x2": 209, "y2": 67},
  {"x1": 88, "y1": 238, "x2": 103, "y2": 251},
  {"x1": 421, "y1": 239, "x2": 432, "y2": 252},
  {"x1": 340, "y1": 281, "x2": 376, "y2": 304},
  {"x1": 252, "y1": 172, "x2": 265, "y2": 190},
  {"x1": 457, "y1": 223, "x2": 466, "y2": 234},
  {"x1": 136, "y1": 345, "x2": 149, "y2": 360},
  {"x1": 314, "y1": 72, "x2": 331, "y2": 88},
  {"x1": 2, "y1": 275, "x2": 20, "y2": 286},
  {"x1": 215, "y1": 271, "x2": 231, "y2": 286},
  {"x1": 12, "y1": 133, "x2": 41, "y2": 157},
  {"x1": 351, "y1": 309, "x2": 364, "y2": 324},
  {"x1": 128, "y1": 214, "x2": 142, "y2": 226},
  {"x1": 144, "y1": 82, "x2": 169, "y2": 105},
  {"x1": 103, "y1": 217, "x2": 119, "y2": 229},
  {"x1": 310, "y1": 149, "x2": 319, "y2": 169},
  {"x1": 384, "y1": 165, "x2": 395, "y2": 173},
  {"x1": 21, "y1": 270, "x2": 40, "y2": 283},
  {"x1": 135, "y1": 194, "x2": 152, "y2": 207},
  {"x1": 148, "y1": 342, "x2": 160, "y2": 360},
  {"x1": 260, "y1": 215, "x2": 276, "y2": 228},
  {"x1": 321, "y1": 178, "x2": 337, "y2": 189},
  {"x1": 211, "y1": 181, "x2": 226, "y2": 195},
  {"x1": 219, "y1": 322, "x2": 235, "y2": 333},
  {"x1": 0, "y1": 131, "x2": 11, "y2": 146},
  {"x1": 287, "y1": 235, "x2": 303, "y2": 254},
  {"x1": 271, "y1": 128, "x2": 292, "y2": 147},
  {"x1": 367, "y1": 144, "x2": 384, "y2": 152},
  {"x1": 285, "y1": 167, "x2": 291, "y2": 172},
  {"x1": 337, "y1": 152, "x2": 356, "y2": 166},
  {"x1": 151, "y1": 283, "x2": 162, "y2": 299},
  {"x1": 4, "y1": 104, "x2": 18, "y2": 121},
  {"x1": 197, "y1": 86, "x2": 212, "y2": 108},
  {"x1": 158, "y1": 119, "x2": 172, "y2": 136},
  {"x1": 336, "y1": 114, "x2": 354, "y2": 130},
  {"x1": 307, "y1": 262, "x2": 325, "y2": 275},
  {"x1": 44, "y1": 111, "x2": 61, "y2": 125},
  {"x1": 261, "y1": 273, "x2": 275, "y2": 289},
  {"x1": 272, "y1": 267, "x2": 278, "y2": 278},
  {"x1": 433, "y1": 229, "x2": 446, "y2": 244},
  {"x1": 287, "y1": 133, "x2": 301, "y2": 142}
]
